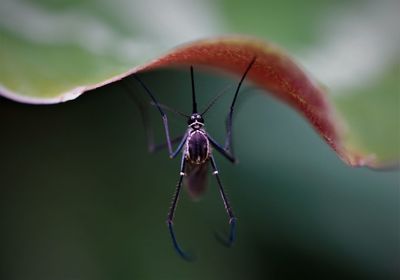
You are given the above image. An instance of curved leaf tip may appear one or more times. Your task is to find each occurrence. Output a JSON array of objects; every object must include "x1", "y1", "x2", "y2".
[
  {"x1": 138, "y1": 37, "x2": 360, "y2": 167},
  {"x1": 1, "y1": 36, "x2": 397, "y2": 168}
]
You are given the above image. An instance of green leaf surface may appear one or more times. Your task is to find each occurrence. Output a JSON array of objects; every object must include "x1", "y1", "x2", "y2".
[
  {"x1": 0, "y1": 0, "x2": 398, "y2": 168},
  {"x1": 0, "y1": 29, "x2": 129, "y2": 100},
  {"x1": 0, "y1": 1, "x2": 399, "y2": 278},
  {"x1": 332, "y1": 62, "x2": 400, "y2": 165}
]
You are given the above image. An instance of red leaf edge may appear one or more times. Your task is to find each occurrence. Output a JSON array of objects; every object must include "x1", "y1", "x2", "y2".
[{"x1": 0, "y1": 36, "x2": 391, "y2": 168}]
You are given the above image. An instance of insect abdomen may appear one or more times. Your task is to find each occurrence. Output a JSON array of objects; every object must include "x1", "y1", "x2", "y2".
[{"x1": 186, "y1": 130, "x2": 210, "y2": 164}]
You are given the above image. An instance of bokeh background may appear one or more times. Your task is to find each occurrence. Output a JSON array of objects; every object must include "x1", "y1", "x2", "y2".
[{"x1": 0, "y1": 0, "x2": 399, "y2": 279}]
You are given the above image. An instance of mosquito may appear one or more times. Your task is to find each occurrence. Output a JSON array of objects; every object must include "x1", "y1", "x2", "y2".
[{"x1": 128, "y1": 57, "x2": 256, "y2": 260}]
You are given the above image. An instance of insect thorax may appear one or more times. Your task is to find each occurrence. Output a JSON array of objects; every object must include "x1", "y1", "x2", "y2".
[{"x1": 185, "y1": 129, "x2": 210, "y2": 164}]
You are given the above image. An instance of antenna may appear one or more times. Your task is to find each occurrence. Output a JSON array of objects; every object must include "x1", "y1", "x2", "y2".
[
  {"x1": 201, "y1": 83, "x2": 234, "y2": 116},
  {"x1": 150, "y1": 101, "x2": 189, "y2": 118},
  {"x1": 190, "y1": 66, "x2": 198, "y2": 113}
]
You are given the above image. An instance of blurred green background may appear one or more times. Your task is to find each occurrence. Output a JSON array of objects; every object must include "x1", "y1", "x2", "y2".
[
  {"x1": 0, "y1": 69, "x2": 398, "y2": 279},
  {"x1": 1, "y1": 0, "x2": 399, "y2": 279}
]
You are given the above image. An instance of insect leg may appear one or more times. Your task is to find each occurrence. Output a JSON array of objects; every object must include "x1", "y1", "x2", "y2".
[
  {"x1": 131, "y1": 74, "x2": 175, "y2": 157},
  {"x1": 150, "y1": 132, "x2": 187, "y2": 159},
  {"x1": 148, "y1": 133, "x2": 186, "y2": 158},
  {"x1": 149, "y1": 135, "x2": 183, "y2": 153},
  {"x1": 207, "y1": 134, "x2": 236, "y2": 163},
  {"x1": 121, "y1": 79, "x2": 157, "y2": 153},
  {"x1": 210, "y1": 155, "x2": 237, "y2": 247},
  {"x1": 122, "y1": 78, "x2": 182, "y2": 154},
  {"x1": 224, "y1": 57, "x2": 257, "y2": 155},
  {"x1": 170, "y1": 133, "x2": 188, "y2": 159},
  {"x1": 166, "y1": 154, "x2": 193, "y2": 260}
]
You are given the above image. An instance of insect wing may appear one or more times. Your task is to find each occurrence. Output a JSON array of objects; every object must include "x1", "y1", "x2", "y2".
[{"x1": 183, "y1": 161, "x2": 209, "y2": 199}]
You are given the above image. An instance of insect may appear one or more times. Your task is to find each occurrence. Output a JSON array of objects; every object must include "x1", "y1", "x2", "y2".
[{"x1": 128, "y1": 57, "x2": 256, "y2": 260}]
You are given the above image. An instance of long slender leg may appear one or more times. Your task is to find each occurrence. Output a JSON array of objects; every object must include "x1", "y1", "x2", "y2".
[
  {"x1": 149, "y1": 133, "x2": 186, "y2": 158},
  {"x1": 207, "y1": 135, "x2": 236, "y2": 163},
  {"x1": 210, "y1": 155, "x2": 237, "y2": 247},
  {"x1": 121, "y1": 80, "x2": 156, "y2": 152},
  {"x1": 170, "y1": 133, "x2": 188, "y2": 159},
  {"x1": 122, "y1": 78, "x2": 182, "y2": 154},
  {"x1": 150, "y1": 135, "x2": 183, "y2": 153},
  {"x1": 166, "y1": 154, "x2": 192, "y2": 260},
  {"x1": 224, "y1": 57, "x2": 257, "y2": 155},
  {"x1": 131, "y1": 74, "x2": 175, "y2": 157}
]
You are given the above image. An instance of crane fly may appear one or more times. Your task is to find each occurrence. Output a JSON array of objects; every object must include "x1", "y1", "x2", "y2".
[{"x1": 127, "y1": 57, "x2": 256, "y2": 260}]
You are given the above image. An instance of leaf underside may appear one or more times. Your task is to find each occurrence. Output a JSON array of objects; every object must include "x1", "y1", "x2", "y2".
[{"x1": 1, "y1": 36, "x2": 398, "y2": 168}]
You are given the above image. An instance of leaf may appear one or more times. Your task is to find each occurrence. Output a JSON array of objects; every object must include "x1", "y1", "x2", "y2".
[
  {"x1": 1, "y1": 35, "x2": 398, "y2": 168},
  {"x1": 0, "y1": 26, "x2": 135, "y2": 103}
]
